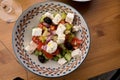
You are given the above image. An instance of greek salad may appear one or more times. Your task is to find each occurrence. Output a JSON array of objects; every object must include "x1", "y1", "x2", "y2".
[{"x1": 25, "y1": 12, "x2": 83, "y2": 65}]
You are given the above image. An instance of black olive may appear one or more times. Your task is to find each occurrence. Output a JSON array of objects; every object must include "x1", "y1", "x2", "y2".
[
  {"x1": 38, "y1": 55, "x2": 46, "y2": 63},
  {"x1": 44, "y1": 17, "x2": 52, "y2": 24},
  {"x1": 64, "y1": 42, "x2": 73, "y2": 50}
]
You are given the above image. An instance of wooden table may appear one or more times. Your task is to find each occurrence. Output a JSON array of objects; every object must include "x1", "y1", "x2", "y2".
[{"x1": 0, "y1": 0, "x2": 120, "y2": 80}]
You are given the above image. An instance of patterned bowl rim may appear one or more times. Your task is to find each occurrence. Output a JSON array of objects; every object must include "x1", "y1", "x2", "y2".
[{"x1": 12, "y1": 1, "x2": 91, "y2": 77}]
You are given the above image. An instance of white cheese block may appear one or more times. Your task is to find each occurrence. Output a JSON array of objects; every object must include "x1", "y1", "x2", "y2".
[
  {"x1": 73, "y1": 25, "x2": 82, "y2": 32},
  {"x1": 57, "y1": 34, "x2": 65, "y2": 44},
  {"x1": 56, "y1": 23, "x2": 66, "y2": 35},
  {"x1": 58, "y1": 58, "x2": 67, "y2": 65},
  {"x1": 52, "y1": 14, "x2": 62, "y2": 25},
  {"x1": 25, "y1": 41, "x2": 37, "y2": 54},
  {"x1": 46, "y1": 40, "x2": 58, "y2": 54},
  {"x1": 65, "y1": 13, "x2": 74, "y2": 24},
  {"x1": 71, "y1": 49, "x2": 82, "y2": 58},
  {"x1": 32, "y1": 28, "x2": 42, "y2": 36},
  {"x1": 44, "y1": 12, "x2": 54, "y2": 19}
]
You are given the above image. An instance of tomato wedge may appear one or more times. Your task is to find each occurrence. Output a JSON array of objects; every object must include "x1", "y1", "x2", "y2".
[
  {"x1": 38, "y1": 23, "x2": 43, "y2": 28},
  {"x1": 42, "y1": 50, "x2": 53, "y2": 59},
  {"x1": 50, "y1": 25, "x2": 56, "y2": 31},
  {"x1": 52, "y1": 49, "x2": 60, "y2": 55},
  {"x1": 32, "y1": 36, "x2": 40, "y2": 44},
  {"x1": 32, "y1": 36, "x2": 44, "y2": 50},
  {"x1": 72, "y1": 37, "x2": 82, "y2": 48},
  {"x1": 36, "y1": 41, "x2": 43, "y2": 51}
]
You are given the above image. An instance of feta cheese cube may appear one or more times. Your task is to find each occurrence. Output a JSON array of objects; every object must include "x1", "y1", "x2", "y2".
[
  {"x1": 57, "y1": 34, "x2": 65, "y2": 44},
  {"x1": 65, "y1": 13, "x2": 74, "y2": 24},
  {"x1": 73, "y1": 25, "x2": 82, "y2": 32},
  {"x1": 52, "y1": 14, "x2": 62, "y2": 25},
  {"x1": 44, "y1": 12, "x2": 54, "y2": 19},
  {"x1": 71, "y1": 49, "x2": 82, "y2": 58},
  {"x1": 56, "y1": 24, "x2": 66, "y2": 35},
  {"x1": 25, "y1": 41, "x2": 37, "y2": 54},
  {"x1": 46, "y1": 40, "x2": 58, "y2": 54},
  {"x1": 32, "y1": 28, "x2": 42, "y2": 36},
  {"x1": 58, "y1": 58, "x2": 67, "y2": 65}
]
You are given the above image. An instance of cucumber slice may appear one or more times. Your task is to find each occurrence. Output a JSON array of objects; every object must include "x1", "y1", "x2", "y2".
[
  {"x1": 43, "y1": 26, "x2": 48, "y2": 31},
  {"x1": 65, "y1": 23, "x2": 73, "y2": 30},
  {"x1": 34, "y1": 50, "x2": 42, "y2": 56},
  {"x1": 42, "y1": 28, "x2": 48, "y2": 36},
  {"x1": 64, "y1": 51, "x2": 72, "y2": 61},
  {"x1": 53, "y1": 56, "x2": 59, "y2": 61},
  {"x1": 39, "y1": 36, "x2": 46, "y2": 43},
  {"x1": 68, "y1": 33, "x2": 75, "y2": 42},
  {"x1": 59, "y1": 44, "x2": 66, "y2": 50},
  {"x1": 56, "y1": 54, "x2": 62, "y2": 58},
  {"x1": 65, "y1": 30, "x2": 71, "y2": 34},
  {"x1": 61, "y1": 49, "x2": 67, "y2": 56},
  {"x1": 61, "y1": 12, "x2": 66, "y2": 20}
]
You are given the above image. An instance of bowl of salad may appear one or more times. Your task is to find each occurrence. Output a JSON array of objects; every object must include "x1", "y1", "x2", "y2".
[{"x1": 12, "y1": 1, "x2": 90, "y2": 77}]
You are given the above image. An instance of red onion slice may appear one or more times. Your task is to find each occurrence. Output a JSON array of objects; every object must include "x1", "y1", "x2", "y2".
[
  {"x1": 41, "y1": 45, "x2": 47, "y2": 50},
  {"x1": 43, "y1": 22, "x2": 50, "y2": 28}
]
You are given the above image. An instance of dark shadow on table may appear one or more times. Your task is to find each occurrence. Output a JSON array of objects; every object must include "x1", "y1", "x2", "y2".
[{"x1": 88, "y1": 68, "x2": 120, "y2": 80}]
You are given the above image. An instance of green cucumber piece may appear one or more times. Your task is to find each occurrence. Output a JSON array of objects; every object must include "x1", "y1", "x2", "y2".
[
  {"x1": 34, "y1": 50, "x2": 42, "y2": 56},
  {"x1": 69, "y1": 33, "x2": 75, "y2": 42},
  {"x1": 59, "y1": 44, "x2": 66, "y2": 50},
  {"x1": 56, "y1": 54, "x2": 62, "y2": 58},
  {"x1": 42, "y1": 28, "x2": 48, "y2": 36},
  {"x1": 65, "y1": 23, "x2": 73, "y2": 30},
  {"x1": 39, "y1": 36, "x2": 46, "y2": 43},
  {"x1": 65, "y1": 30, "x2": 71, "y2": 34},
  {"x1": 61, "y1": 49, "x2": 67, "y2": 56},
  {"x1": 64, "y1": 52, "x2": 71, "y2": 61},
  {"x1": 53, "y1": 56, "x2": 59, "y2": 61},
  {"x1": 61, "y1": 12, "x2": 66, "y2": 20}
]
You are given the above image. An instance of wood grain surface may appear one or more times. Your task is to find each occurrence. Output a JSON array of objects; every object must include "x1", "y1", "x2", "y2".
[{"x1": 0, "y1": 0, "x2": 120, "y2": 80}]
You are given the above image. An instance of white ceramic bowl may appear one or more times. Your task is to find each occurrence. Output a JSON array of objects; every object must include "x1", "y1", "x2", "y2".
[{"x1": 12, "y1": 1, "x2": 90, "y2": 77}]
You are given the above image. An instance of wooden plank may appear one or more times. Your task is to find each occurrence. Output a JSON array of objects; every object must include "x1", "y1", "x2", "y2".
[{"x1": 0, "y1": 0, "x2": 120, "y2": 80}]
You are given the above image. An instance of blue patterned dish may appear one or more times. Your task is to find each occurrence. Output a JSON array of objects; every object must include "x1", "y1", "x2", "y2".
[{"x1": 12, "y1": 1, "x2": 90, "y2": 77}]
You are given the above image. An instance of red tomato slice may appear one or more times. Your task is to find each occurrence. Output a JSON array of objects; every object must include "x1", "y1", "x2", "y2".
[
  {"x1": 38, "y1": 23, "x2": 43, "y2": 28},
  {"x1": 32, "y1": 36, "x2": 40, "y2": 44},
  {"x1": 42, "y1": 50, "x2": 53, "y2": 59},
  {"x1": 50, "y1": 25, "x2": 56, "y2": 31},
  {"x1": 52, "y1": 49, "x2": 60, "y2": 55},
  {"x1": 36, "y1": 42, "x2": 43, "y2": 51},
  {"x1": 72, "y1": 37, "x2": 82, "y2": 47}
]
